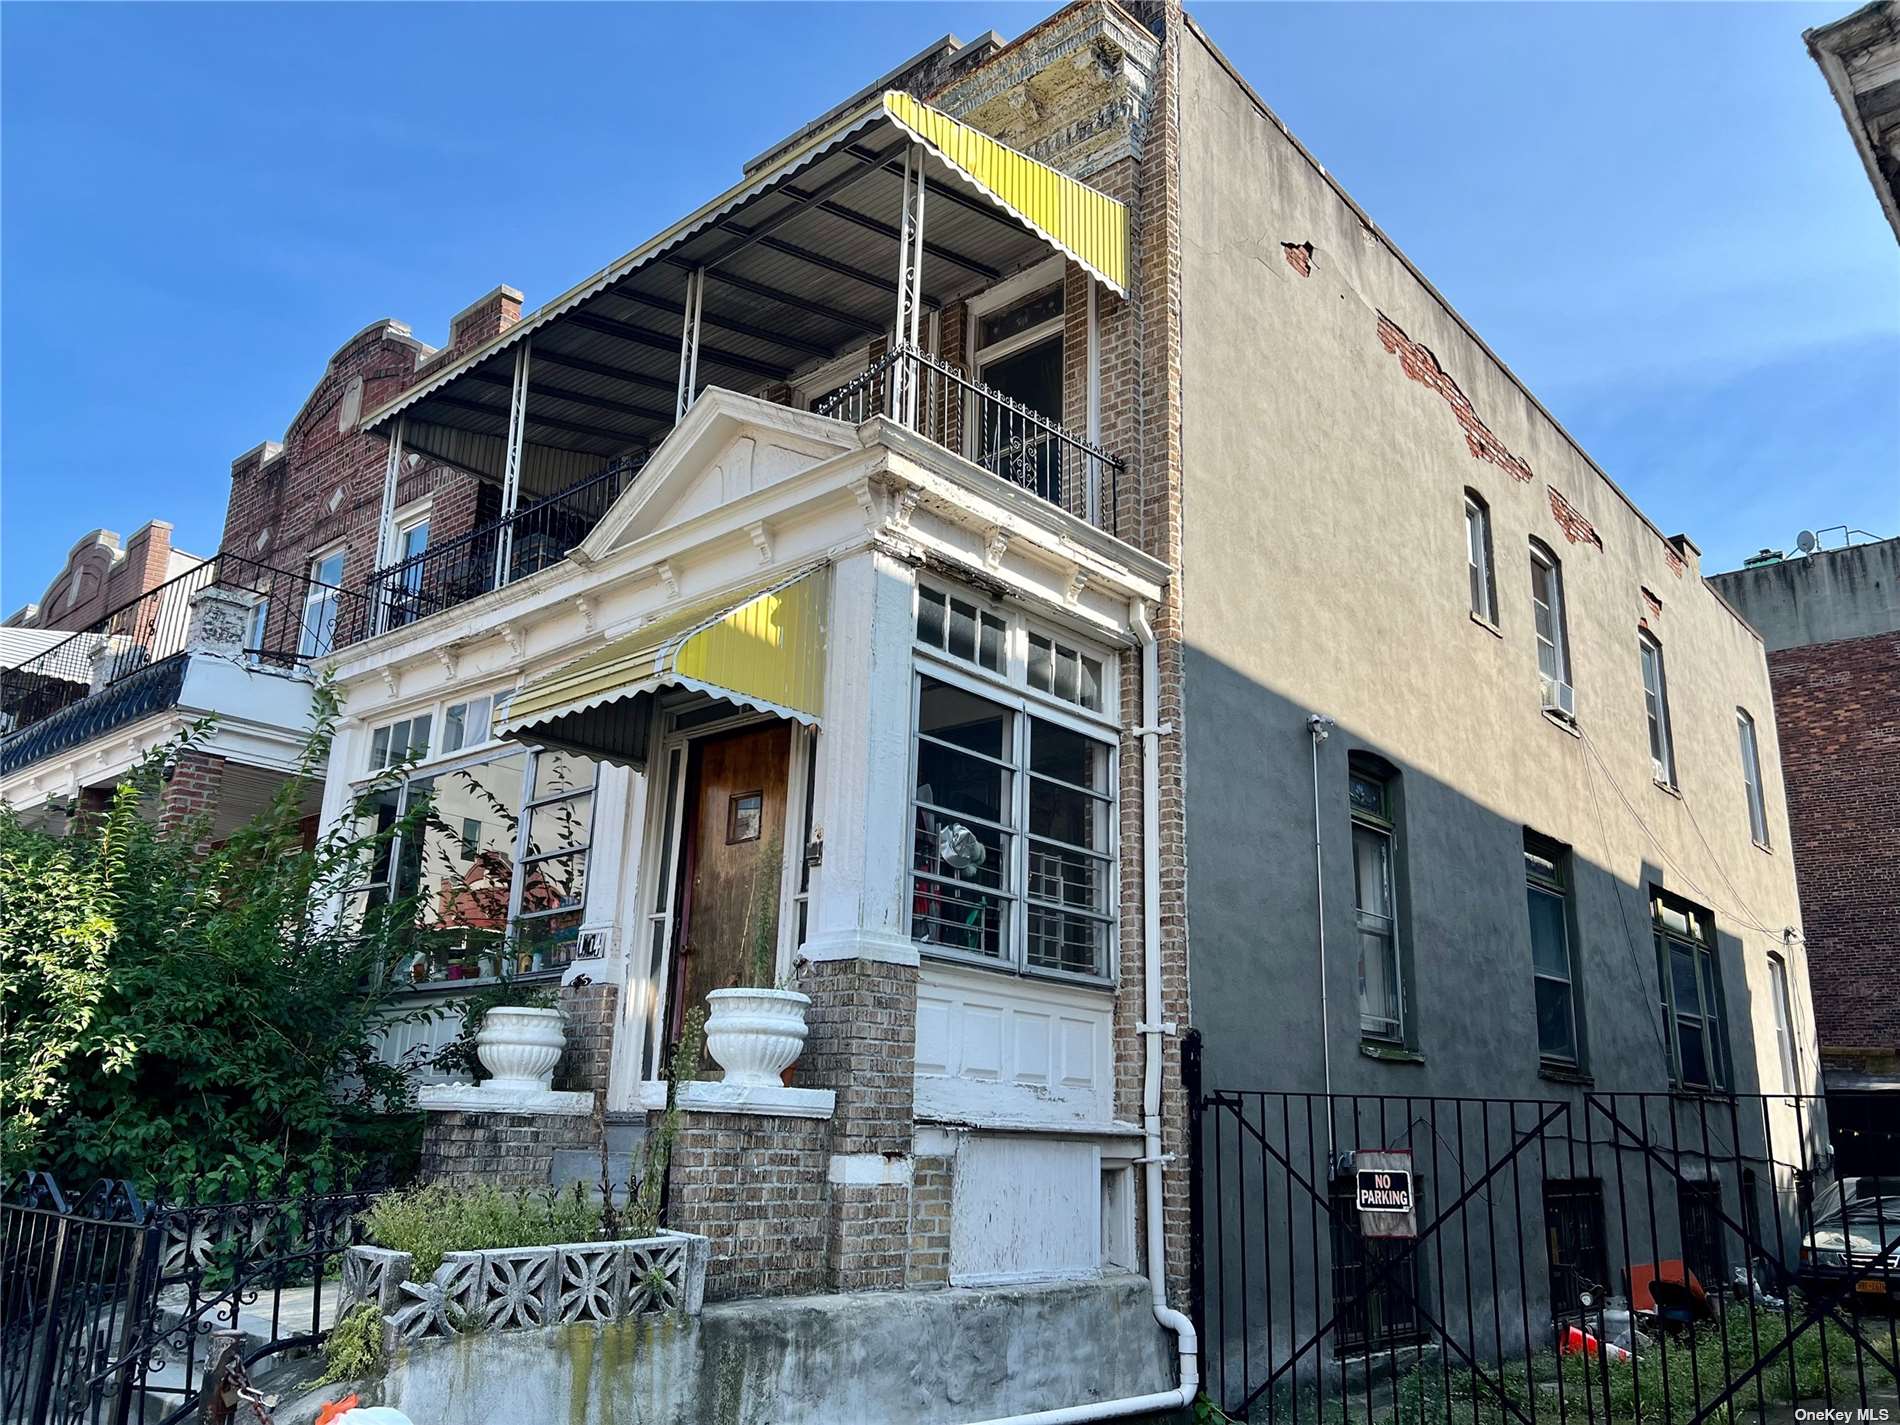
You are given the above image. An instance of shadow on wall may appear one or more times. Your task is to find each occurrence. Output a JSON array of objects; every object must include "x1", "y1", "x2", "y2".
[{"x1": 1177, "y1": 647, "x2": 1840, "y2": 1411}]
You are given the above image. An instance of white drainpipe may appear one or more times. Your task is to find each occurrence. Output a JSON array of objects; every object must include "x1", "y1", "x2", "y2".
[{"x1": 961, "y1": 600, "x2": 1199, "y2": 1425}]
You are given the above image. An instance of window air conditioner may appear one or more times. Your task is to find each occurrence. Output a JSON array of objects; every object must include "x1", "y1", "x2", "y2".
[{"x1": 1541, "y1": 677, "x2": 1577, "y2": 722}]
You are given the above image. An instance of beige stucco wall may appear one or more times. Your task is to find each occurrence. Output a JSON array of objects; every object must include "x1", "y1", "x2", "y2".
[{"x1": 1172, "y1": 20, "x2": 1814, "y2": 1109}]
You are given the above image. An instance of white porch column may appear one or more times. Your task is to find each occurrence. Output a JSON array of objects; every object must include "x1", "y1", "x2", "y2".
[
  {"x1": 493, "y1": 341, "x2": 532, "y2": 589},
  {"x1": 889, "y1": 145, "x2": 928, "y2": 427},
  {"x1": 373, "y1": 419, "x2": 404, "y2": 634},
  {"x1": 675, "y1": 268, "x2": 704, "y2": 421},
  {"x1": 801, "y1": 547, "x2": 918, "y2": 966}
]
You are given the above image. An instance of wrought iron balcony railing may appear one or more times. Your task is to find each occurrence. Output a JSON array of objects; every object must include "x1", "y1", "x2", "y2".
[
  {"x1": 816, "y1": 343, "x2": 1124, "y2": 537},
  {"x1": 0, "y1": 552, "x2": 361, "y2": 744},
  {"x1": 349, "y1": 453, "x2": 648, "y2": 643}
]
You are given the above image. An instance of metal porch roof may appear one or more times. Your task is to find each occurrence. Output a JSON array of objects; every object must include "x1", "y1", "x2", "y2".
[{"x1": 364, "y1": 92, "x2": 1126, "y2": 498}]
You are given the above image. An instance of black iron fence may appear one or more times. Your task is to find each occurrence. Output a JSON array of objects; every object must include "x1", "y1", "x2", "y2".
[
  {"x1": 1185, "y1": 1055, "x2": 1898, "y2": 1424},
  {"x1": 0, "y1": 553, "x2": 363, "y2": 741},
  {"x1": 1, "y1": 1174, "x2": 377, "y2": 1425},
  {"x1": 349, "y1": 453, "x2": 648, "y2": 642},
  {"x1": 816, "y1": 342, "x2": 1124, "y2": 538}
]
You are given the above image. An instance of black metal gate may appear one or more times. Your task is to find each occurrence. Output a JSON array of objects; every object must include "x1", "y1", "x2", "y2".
[
  {"x1": 1186, "y1": 1059, "x2": 1898, "y2": 1423},
  {"x1": 2, "y1": 1174, "x2": 376, "y2": 1425}
]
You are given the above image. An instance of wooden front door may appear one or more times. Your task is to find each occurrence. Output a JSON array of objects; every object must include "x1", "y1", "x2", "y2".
[{"x1": 670, "y1": 722, "x2": 792, "y2": 1037}]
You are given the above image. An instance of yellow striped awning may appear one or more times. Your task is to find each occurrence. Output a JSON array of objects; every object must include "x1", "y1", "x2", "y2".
[
  {"x1": 500, "y1": 568, "x2": 827, "y2": 764},
  {"x1": 882, "y1": 91, "x2": 1128, "y2": 297}
]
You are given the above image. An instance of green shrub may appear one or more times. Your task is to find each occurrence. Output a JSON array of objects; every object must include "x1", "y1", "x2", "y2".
[
  {"x1": 320, "y1": 1302, "x2": 386, "y2": 1385},
  {"x1": 0, "y1": 685, "x2": 430, "y2": 1189},
  {"x1": 363, "y1": 1182, "x2": 603, "y2": 1276}
]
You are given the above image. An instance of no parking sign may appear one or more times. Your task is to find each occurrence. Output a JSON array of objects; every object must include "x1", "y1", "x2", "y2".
[{"x1": 1354, "y1": 1149, "x2": 1416, "y2": 1238}]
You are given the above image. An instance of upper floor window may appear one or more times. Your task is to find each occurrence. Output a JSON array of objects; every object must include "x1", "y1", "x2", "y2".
[
  {"x1": 1465, "y1": 493, "x2": 1497, "y2": 625},
  {"x1": 1525, "y1": 833, "x2": 1581, "y2": 1067},
  {"x1": 1529, "y1": 541, "x2": 1571, "y2": 701},
  {"x1": 1737, "y1": 709, "x2": 1769, "y2": 846},
  {"x1": 1768, "y1": 952, "x2": 1798, "y2": 1093},
  {"x1": 1349, "y1": 760, "x2": 1404, "y2": 1043},
  {"x1": 1652, "y1": 891, "x2": 1727, "y2": 1091},
  {"x1": 244, "y1": 598, "x2": 270, "y2": 661},
  {"x1": 300, "y1": 549, "x2": 345, "y2": 660},
  {"x1": 971, "y1": 269, "x2": 1066, "y2": 505},
  {"x1": 1638, "y1": 631, "x2": 1675, "y2": 785},
  {"x1": 917, "y1": 584, "x2": 1005, "y2": 674}
]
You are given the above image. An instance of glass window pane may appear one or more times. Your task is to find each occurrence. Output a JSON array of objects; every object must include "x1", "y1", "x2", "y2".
[
  {"x1": 1671, "y1": 945, "x2": 1702, "y2": 1018},
  {"x1": 531, "y1": 749, "x2": 596, "y2": 801},
  {"x1": 1676, "y1": 1019, "x2": 1709, "y2": 1087},
  {"x1": 1052, "y1": 646, "x2": 1080, "y2": 705},
  {"x1": 1536, "y1": 977, "x2": 1576, "y2": 1061},
  {"x1": 911, "y1": 877, "x2": 1009, "y2": 959},
  {"x1": 519, "y1": 850, "x2": 588, "y2": 916},
  {"x1": 1030, "y1": 719, "x2": 1107, "y2": 791},
  {"x1": 1027, "y1": 633, "x2": 1054, "y2": 694},
  {"x1": 947, "y1": 597, "x2": 979, "y2": 663},
  {"x1": 1358, "y1": 926, "x2": 1401, "y2": 1037},
  {"x1": 917, "y1": 587, "x2": 947, "y2": 649},
  {"x1": 979, "y1": 285, "x2": 1064, "y2": 347},
  {"x1": 1352, "y1": 823, "x2": 1393, "y2": 918},
  {"x1": 979, "y1": 614, "x2": 1005, "y2": 673},
  {"x1": 1527, "y1": 886, "x2": 1571, "y2": 978},
  {"x1": 526, "y1": 794, "x2": 593, "y2": 859},
  {"x1": 1027, "y1": 904, "x2": 1107, "y2": 977},
  {"x1": 913, "y1": 810, "x2": 1010, "y2": 891},
  {"x1": 1078, "y1": 654, "x2": 1103, "y2": 711},
  {"x1": 918, "y1": 677, "x2": 1008, "y2": 761}
]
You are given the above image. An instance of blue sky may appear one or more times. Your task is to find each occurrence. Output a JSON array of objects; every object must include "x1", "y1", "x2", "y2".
[{"x1": 2, "y1": 2, "x2": 1893, "y2": 614}]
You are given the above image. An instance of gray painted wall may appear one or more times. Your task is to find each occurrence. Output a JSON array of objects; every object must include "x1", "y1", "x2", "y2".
[
  {"x1": 1172, "y1": 24, "x2": 1823, "y2": 1380},
  {"x1": 1706, "y1": 538, "x2": 1900, "y2": 652}
]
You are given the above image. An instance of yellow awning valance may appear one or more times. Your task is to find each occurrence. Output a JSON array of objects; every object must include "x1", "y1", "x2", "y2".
[
  {"x1": 500, "y1": 567, "x2": 827, "y2": 765},
  {"x1": 882, "y1": 92, "x2": 1128, "y2": 297}
]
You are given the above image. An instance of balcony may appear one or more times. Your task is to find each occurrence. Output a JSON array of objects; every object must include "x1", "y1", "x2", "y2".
[
  {"x1": 0, "y1": 552, "x2": 361, "y2": 775},
  {"x1": 345, "y1": 88, "x2": 1133, "y2": 640}
]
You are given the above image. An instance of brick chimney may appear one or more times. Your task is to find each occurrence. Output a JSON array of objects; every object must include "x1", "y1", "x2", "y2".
[{"x1": 448, "y1": 285, "x2": 525, "y2": 356}]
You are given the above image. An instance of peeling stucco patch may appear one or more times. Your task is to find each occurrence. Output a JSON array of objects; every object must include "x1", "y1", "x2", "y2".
[
  {"x1": 1375, "y1": 313, "x2": 1533, "y2": 483},
  {"x1": 1282, "y1": 241, "x2": 1313, "y2": 277}
]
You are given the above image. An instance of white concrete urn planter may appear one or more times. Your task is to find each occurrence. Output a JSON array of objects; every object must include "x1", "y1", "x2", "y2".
[
  {"x1": 475, "y1": 1005, "x2": 566, "y2": 1090},
  {"x1": 704, "y1": 989, "x2": 811, "y2": 1086}
]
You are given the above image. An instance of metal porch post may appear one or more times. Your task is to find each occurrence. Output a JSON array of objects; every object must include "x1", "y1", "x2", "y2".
[
  {"x1": 373, "y1": 417, "x2": 404, "y2": 635},
  {"x1": 493, "y1": 341, "x2": 531, "y2": 591},
  {"x1": 676, "y1": 268, "x2": 704, "y2": 422},
  {"x1": 890, "y1": 144, "x2": 928, "y2": 428}
]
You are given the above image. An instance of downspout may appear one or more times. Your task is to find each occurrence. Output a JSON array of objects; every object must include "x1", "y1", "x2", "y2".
[
  {"x1": 1308, "y1": 714, "x2": 1335, "y2": 1108},
  {"x1": 961, "y1": 601, "x2": 1199, "y2": 1425}
]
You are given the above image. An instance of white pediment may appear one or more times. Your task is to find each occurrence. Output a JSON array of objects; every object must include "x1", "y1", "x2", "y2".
[{"x1": 577, "y1": 389, "x2": 859, "y2": 559}]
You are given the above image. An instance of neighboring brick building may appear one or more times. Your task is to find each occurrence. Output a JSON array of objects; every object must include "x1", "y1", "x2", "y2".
[
  {"x1": 4, "y1": 521, "x2": 202, "y2": 633},
  {"x1": 1708, "y1": 535, "x2": 1900, "y2": 1169}
]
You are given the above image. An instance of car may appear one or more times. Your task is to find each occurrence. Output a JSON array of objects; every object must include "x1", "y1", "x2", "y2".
[{"x1": 1800, "y1": 1176, "x2": 1900, "y2": 1307}]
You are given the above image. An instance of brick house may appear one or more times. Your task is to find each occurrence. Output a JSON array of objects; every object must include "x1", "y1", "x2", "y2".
[{"x1": 1709, "y1": 537, "x2": 1900, "y2": 1170}]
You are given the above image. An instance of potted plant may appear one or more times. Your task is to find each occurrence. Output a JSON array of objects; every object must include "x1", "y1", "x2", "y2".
[
  {"x1": 704, "y1": 837, "x2": 811, "y2": 1087},
  {"x1": 433, "y1": 977, "x2": 563, "y2": 1086}
]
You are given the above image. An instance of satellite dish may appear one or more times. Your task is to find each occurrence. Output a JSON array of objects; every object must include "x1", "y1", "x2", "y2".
[
  {"x1": 1797, "y1": 530, "x2": 1818, "y2": 554},
  {"x1": 938, "y1": 823, "x2": 987, "y2": 874}
]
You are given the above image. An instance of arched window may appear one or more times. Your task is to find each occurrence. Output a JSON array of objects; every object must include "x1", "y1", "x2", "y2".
[
  {"x1": 1638, "y1": 629, "x2": 1675, "y2": 785},
  {"x1": 1529, "y1": 540, "x2": 1572, "y2": 707},
  {"x1": 1348, "y1": 755, "x2": 1405, "y2": 1043}
]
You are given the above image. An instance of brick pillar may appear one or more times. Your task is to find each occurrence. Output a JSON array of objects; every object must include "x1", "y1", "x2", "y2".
[
  {"x1": 157, "y1": 749, "x2": 225, "y2": 851},
  {"x1": 906, "y1": 1152, "x2": 954, "y2": 1289},
  {"x1": 662, "y1": 1107, "x2": 832, "y2": 1300},
  {"x1": 802, "y1": 957, "x2": 918, "y2": 1291},
  {"x1": 555, "y1": 981, "x2": 618, "y2": 1095}
]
